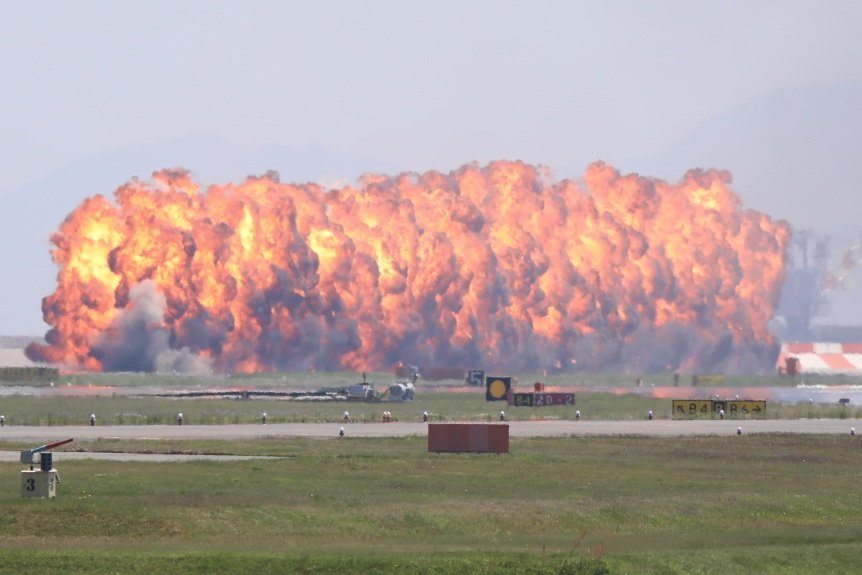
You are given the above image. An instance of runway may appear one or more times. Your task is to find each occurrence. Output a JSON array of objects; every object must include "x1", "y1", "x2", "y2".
[
  {"x1": 1, "y1": 418, "x2": 860, "y2": 444},
  {"x1": 0, "y1": 419, "x2": 858, "y2": 462}
]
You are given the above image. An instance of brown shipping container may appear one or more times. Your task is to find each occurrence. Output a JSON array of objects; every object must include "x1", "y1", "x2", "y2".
[{"x1": 427, "y1": 423, "x2": 509, "y2": 453}]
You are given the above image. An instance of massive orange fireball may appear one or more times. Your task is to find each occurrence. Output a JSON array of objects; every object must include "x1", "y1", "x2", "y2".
[{"x1": 26, "y1": 161, "x2": 791, "y2": 374}]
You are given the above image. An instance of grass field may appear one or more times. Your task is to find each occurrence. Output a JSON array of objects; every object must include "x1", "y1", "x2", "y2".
[
  {"x1": 0, "y1": 390, "x2": 860, "y2": 426},
  {"x1": 1, "y1": 434, "x2": 862, "y2": 573},
  {"x1": 4, "y1": 369, "x2": 861, "y2": 425},
  {"x1": 2, "y1": 373, "x2": 862, "y2": 573},
  {"x1": 10, "y1": 369, "x2": 862, "y2": 389}
]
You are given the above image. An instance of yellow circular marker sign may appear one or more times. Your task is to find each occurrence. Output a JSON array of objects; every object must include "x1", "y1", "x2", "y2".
[{"x1": 485, "y1": 376, "x2": 511, "y2": 401}]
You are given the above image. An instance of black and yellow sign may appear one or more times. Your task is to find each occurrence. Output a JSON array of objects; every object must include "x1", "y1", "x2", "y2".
[
  {"x1": 672, "y1": 400, "x2": 713, "y2": 419},
  {"x1": 673, "y1": 399, "x2": 767, "y2": 419},
  {"x1": 727, "y1": 400, "x2": 766, "y2": 418},
  {"x1": 485, "y1": 376, "x2": 511, "y2": 401}
]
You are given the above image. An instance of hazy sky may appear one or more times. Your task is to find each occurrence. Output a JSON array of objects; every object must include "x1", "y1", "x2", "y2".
[
  {"x1": 3, "y1": 1, "x2": 859, "y2": 188},
  {"x1": 1, "y1": 1, "x2": 861, "y2": 334}
]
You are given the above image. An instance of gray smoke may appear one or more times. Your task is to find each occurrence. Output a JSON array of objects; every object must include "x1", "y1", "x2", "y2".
[{"x1": 91, "y1": 280, "x2": 212, "y2": 374}]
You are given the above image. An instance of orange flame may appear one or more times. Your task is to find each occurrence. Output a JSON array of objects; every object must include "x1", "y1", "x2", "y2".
[{"x1": 27, "y1": 161, "x2": 791, "y2": 374}]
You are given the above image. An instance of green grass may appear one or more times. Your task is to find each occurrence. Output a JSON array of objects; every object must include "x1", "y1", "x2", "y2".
[
  {"x1": 0, "y1": 391, "x2": 860, "y2": 426},
  {"x1": 0, "y1": 551, "x2": 611, "y2": 575},
  {"x1": 11, "y1": 369, "x2": 862, "y2": 389},
  {"x1": 3, "y1": 369, "x2": 861, "y2": 427},
  {"x1": 0, "y1": 435, "x2": 861, "y2": 573},
  {"x1": 1, "y1": 372, "x2": 862, "y2": 573}
]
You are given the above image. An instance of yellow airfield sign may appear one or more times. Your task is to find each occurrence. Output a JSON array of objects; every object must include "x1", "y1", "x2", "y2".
[
  {"x1": 672, "y1": 399, "x2": 766, "y2": 419},
  {"x1": 672, "y1": 400, "x2": 712, "y2": 418},
  {"x1": 726, "y1": 400, "x2": 766, "y2": 418}
]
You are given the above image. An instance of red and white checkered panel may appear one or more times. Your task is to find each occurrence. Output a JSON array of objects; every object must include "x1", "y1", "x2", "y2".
[{"x1": 778, "y1": 343, "x2": 862, "y2": 374}]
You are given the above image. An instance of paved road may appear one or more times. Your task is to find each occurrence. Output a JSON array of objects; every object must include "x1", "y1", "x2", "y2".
[
  {"x1": 1, "y1": 418, "x2": 860, "y2": 444},
  {"x1": 0, "y1": 451, "x2": 282, "y2": 463},
  {"x1": 1, "y1": 419, "x2": 859, "y2": 462}
]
